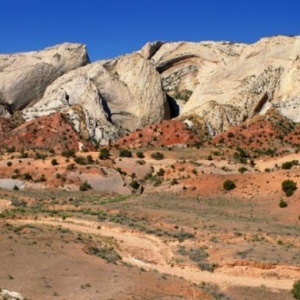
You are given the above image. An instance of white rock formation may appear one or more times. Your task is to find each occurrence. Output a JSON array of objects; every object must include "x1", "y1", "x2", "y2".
[
  {"x1": 0, "y1": 43, "x2": 89, "y2": 115},
  {"x1": 141, "y1": 35, "x2": 300, "y2": 133},
  {"x1": 2, "y1": 36, "x2": 300, "y2": 142},
  {"x1": 0, "y1": 289, "x2": 24, "y2": 300},
  {"x1": 23, "y1": 52, "x2": 169, "y2": 144}
]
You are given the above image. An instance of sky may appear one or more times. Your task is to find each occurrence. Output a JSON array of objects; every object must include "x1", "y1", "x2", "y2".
[{"x1": 1, "y1": 0, "x2": 300, "y2": 61}]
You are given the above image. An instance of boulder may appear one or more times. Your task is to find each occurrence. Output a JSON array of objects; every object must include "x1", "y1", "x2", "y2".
[{"x1": 0, "y1": 289, "x2": 24, "y2": 300}]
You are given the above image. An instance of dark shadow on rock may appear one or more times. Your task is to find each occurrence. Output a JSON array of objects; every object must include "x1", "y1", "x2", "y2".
[
  {"x1": 101, "y1": 97, "x2": 112, "y2": 123},
  {"x1": 167, "y1": 94, "x2": 180, "y2": 119}
]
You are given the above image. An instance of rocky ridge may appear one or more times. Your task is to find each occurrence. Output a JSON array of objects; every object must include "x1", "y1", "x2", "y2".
[
  {"x1": 0, "y1": 35, "x2": 299, "y2": 147},
  {"x1": 141, "y1": 35, "x2": 300, "y2": 134}
]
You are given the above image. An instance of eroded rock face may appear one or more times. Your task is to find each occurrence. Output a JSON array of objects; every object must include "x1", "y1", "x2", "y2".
[
  {"x1": 0, "y1": 43, "x2": 89, "y2": 116},
  {"x1": 2, "y1": 36, "x2": 300, "y2": 144},
  {"x1": 23, "y1": 52, "x2": 169, "y2": 144},
  {"x1": 141, "y1": 35, "x2": 300, "y2": 133}
]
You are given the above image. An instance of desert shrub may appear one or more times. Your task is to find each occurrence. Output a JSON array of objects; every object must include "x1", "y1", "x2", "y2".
[
  {"x1": 279, "y1": 199, "x2": 288, "y2": 208},
  {"x1": 282, "y1": 180, "x2": 297, "y2": 197},
  {"x1": 234, "y1": 147, "x2": 249, "y2": 164},
  {"x1": 238, "y1": 167, "x2": 248, "y2": 174},
  {"x1": 171, "y1": 178, "x2": 178, "y2": 185},
  {"x1": 119, "y1": 148, "x2": 132, "y2": 157},
  {"x1": 136, "y1": 159, "x2": 145, "y2": 165},
  {"x1": 178, "y1": 245, "x2": 208, "y2": 262},
  {"x1": 136, "y1": 151, "x2": 145, "y2": 158},
  {"x1": 151, "y1": 152, "x2": 164, "y2": 160},
  {"x1": 129, "y1": 180, "x2": 140, "y2": 190},
  {"x1": 223, "y1": 179, "x2": 236, "y2": 190},
  {"x1": 6, "y1": 146, "x2": 15, "y2": 153},
  {"x1": 7, "y1": 161, "x2": 12, "y2": 167},
  {"x1": 157, "y1": 168, "x2": 165, "y2": 176},
  {"x1": 35, "y1": 152, "x2": 47, "y2": 160},
  {"x1": 74, "y1": 156, "x2": 87, "y2": 165},
  {"x1": 79, "y1": 181, "x2": 92, "y2": 191},
  {"x1": 86, "y1": 244, "x2": 121, "y2": 264},
  {"x1": 99, "y1": 148, "x2": 110, "y2": 160},
  {"x1": 250, "y1": 159, "x2": 255, "y2": 167},
  {"x1": 23, "y1": 173, "x2": 32, "y2": 180},
  {"x1": 51, "y1": 159, "x2": 58, "y2": 166},
  {"x1": 116, "y1": 167, "x2": 127, "y2": 176},
  {"x1": 87, "y1": 155, "x2": 94, "y2": 164},
  {"x1": 61, "y1": 149, "x2": 76, "y2": 158},
  {"x1": 292, "y1": 280, "x2": 300, "y2": 299},
  {"x1": 13, "y1": 185, "x2": 19, "y2": 191},
  {"x1": 66, "y1": 163, "x2": 76, "y2": 171},
  {"x1": 281, "y1": 160, "x2": 298, "y2": 170},
  {"x1": 19, "y1": 151, "x2": 28, "y2": 158},
  {"x1": 173, "y1": 231, "x2": 195, "y2": 242}
]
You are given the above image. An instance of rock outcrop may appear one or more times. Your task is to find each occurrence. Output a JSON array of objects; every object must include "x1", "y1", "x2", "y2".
[
  {"x1": 0, "y1": 43, "x2": 89, "y2": 115},
  {"x1": 23, "y1": 52, "x2": 169, "y2": 144},
  {"x1": 141, "y1": 35, "x2": 300, "y2": 133},
  {"x1": 1, "y1": 35, "x2": 300, "y2": 146},
  {"x1": 0, "y1": 289, "x2": 24, "y2": 300}
]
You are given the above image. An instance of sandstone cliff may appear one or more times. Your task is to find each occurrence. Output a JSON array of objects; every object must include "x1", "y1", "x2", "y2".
[
  {"x1": 1, "y1": 35, "x2": 300, "y2": 146},
  {"x1": 140, "y1": 35, "x2": 300, "y2": 134},
  {"x1": 0, "y1": 43, "x2": 89, "y2": 115}
]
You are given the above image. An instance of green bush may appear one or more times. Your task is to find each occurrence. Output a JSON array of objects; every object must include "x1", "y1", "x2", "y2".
[
  {"x1": 238, "y1": 167, "x2": 248, "y2": 174},
  {"x1": 279, "y1": 199, "x2": 288, "y2": 208},
  {"x1": 171, "y1": 178, "x2": 178, "y2": 185},
  {"x1": 35, "y1": 152, "x2": 47, "y2": 160},
  {"x1": 292, "y1": 280, "x2": 300, "y2": 299},
  {"x1": 99, "y1": 148, "x2": 110, "y2": 160},
  {"x1": 119, "y1": 149, "x2": 132, "y2": 157},
  {"x1": 51, "y1": 159, "x2": 58, "y2": 166},
  {"x1": 282, "y1": 180, "x2": 297, "y2": 197},
  {"x1": 136, "y1": 151, "x2": 145, "y2": 159},
  {"x1": 74, "y1": 156, "x2": 87, "y2": 165},
  {"x1": 157, "y1": 168, "x2": 165, "y2": 176},
  {"x1": 151, "y1": 152, "x2": 164, "y2": 160},
  {"x1": 223, "y1": 179, "x2": 236, "y2": 190},
  {"x1": 129, "y1": 180, "x2": 140, "y2": 190},
  {"x1": 79, "y1": 181, "x2": 92, "y2": 191},
  {"x1": 61, "y1": 149, "x2": 76, "y2": 158},
  {"x1": 23, "y1": 173, "x2": 32, "y2": 180},
  {"x1": 281, "y1": 160, "x2": 298, "y2": 170},
  {"x1": 6, "y1": 146, "x2": 16, "y2": 153}
]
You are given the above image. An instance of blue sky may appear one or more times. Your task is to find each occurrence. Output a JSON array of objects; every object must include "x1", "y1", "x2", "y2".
[{"x1": 1, "y1": 0, "x2": 300, "y2": 61}]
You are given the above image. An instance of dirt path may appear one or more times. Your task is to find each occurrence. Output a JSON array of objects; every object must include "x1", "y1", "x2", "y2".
[{"x1": 7, "y1": 217, "x2": 296, "y2": 291}]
